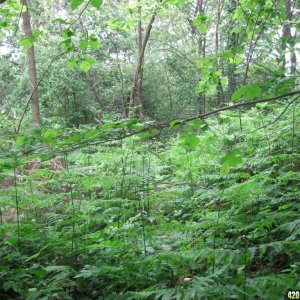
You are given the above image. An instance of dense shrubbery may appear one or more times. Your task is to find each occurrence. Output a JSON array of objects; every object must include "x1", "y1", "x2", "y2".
[
  {"x1": 0, "y1": 0, "x2": 299, "y2": 298},
  {"x1": 0, "y1": 102, "x2": 299, "y2": 299}
]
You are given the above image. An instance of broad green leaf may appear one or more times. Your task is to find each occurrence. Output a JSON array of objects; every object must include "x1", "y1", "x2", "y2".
[
  {"x1": 70, "y1": 0, "x2": 84, "y2": 10},
  {"x1": 85, "y1": 57, "x2": 95, "y2": 64},
  {"x1": 189, "y1": 119, "x2": 202, "y2": 129},
  {"x1": 67, "y1": 57, "x2": 77, "y2": 69},
  {"x1": 220, "y1": 161, "x2": 230, "y2": 174},
  {"x1": 63, "y1": 28, "x2": 75, "y2": 38},
  {"x1": 79, "y1": 57, "x2": 95, "y2": 72},
  {"x1": 19, "y1": 37, "x2": 33, "y2": 49},
  {"x1": 234, "y1": 56, "x2": 243, "y2": 64},
  {"x1": 62, "y1": 39, "x2": 74, "y2": 52},
  {"x1": 197, "y1": 23, "x2": 208, "y2": 34},
  {"x1": 11, "y1": 1, "x2": 24, "y2": 10},
  {"x1": 193, "y1": 14, "x2": 207, "y2": 34},
  {"x1": 215, "y1": 70, "x2": 222, "y2": 76},
  {"x1": 201, "y1": 123, "x2": 209, "y2": 131},
  {"x1": 221, "y1": 152, "x2": 243, "y2": 166},
  {"x1": 89, "y1": 36, "x2": 99, "y2": 50},
  {"x1": 79, "y1": 61, "x2": 91, "y2": 72},
  {"x1": 0, "y1": 21, "x2": 8, "y2": 28},
  {"x1": 232, "y1": 83, "x2": 261, "y2": 102},
  {"x1": 247, "y1": 84, "x2": 261, "y2": 99},
  {"x1": 179, "y1": 133, "x2": 200, "y2": 149},
  {"x1": 16, "y1": 136, "x2": 27, "y2": 146},
  {"x1": 79, "y1": 39, "x2": 89, "y2": 51},
  {"x1": 91, "y1": 0, "x2": 103, "y2": 9},
  {"x1": 44, "y1": 129, "x2": 58, "y2": 140}
]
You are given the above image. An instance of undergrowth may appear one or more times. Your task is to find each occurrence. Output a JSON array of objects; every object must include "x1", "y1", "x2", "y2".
[{"x1": 0, "y1": 102, "x2": 299, "y2": 299}]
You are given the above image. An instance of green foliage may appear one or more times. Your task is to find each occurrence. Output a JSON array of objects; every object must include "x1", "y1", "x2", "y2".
[
  {"x1": 79, "y1": 57, "x2": 95, "y2": 72},
  {"x1": 70, "y1": 0, "x2": 84, "y2": 10},
  {"x1": 91, "y1": 0, "x2": 103, "y2": 9},
  {"x1": 0, "y1": 0, "x2": 299, "y2": 298},
  {"x1": 179, "y1": 133, "x2": 200, "y2": 149},
  {"x1": 0, "y1": 101, "x2": 299, "y2": 299},
  {"x1": 232, "y1": 83, "x2": 262, "y2": 102},
  {"x1": 193, "y1": 13, "x2": 208, "y2": 34}
]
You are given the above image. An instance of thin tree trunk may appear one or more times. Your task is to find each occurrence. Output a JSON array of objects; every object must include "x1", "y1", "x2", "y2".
[
  {"x1": 197, "y1": 0, "x2": 206, "y2": 113},
  {"x1": 283, "y1": 0, "x2": 297, "y2": 75},
  {"x1": 215, "y1": 0, "x2": 224, "y2": 106},
  {"x1": 215, "y1": 0, "x2": 221, "y2": 55},
  {"x1": 290, "y1": 40, "x2": 297, "y2": 75},
  {"x1": 226, "y1": 0, "x2": 238, "y2": 101},
  {"x1": 21, "y1": 0, "x2": 41, "y2": 128},
  {"x1": 198, "y1": 37, "x2": 206, "y2": 113},
  {"x1": 129, "y1": 2, "x2": 159, "y2": 118},
  {"x1": 136, "y1": 4, "x2": 143, "y2": 117}
]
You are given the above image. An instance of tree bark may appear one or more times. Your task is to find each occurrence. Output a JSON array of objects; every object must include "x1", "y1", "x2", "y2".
[
  {"x1": 196, "y1": 0, "x2": 206, "y2": 113},
  {"x1": 129, "y1": 2, "x2": 159, "y2": 118},
  {"x1": 215, "y1": 0, "x2": 221, "y2": 55},
  {"x1": 226, "y1": 0, "x2": 238, "y2": 101},
  {"x1": 215, "y1": 0, "x2": 224, "y2": 106},
  {"x1": 282, "y1": 0, "x2": 297, "y2": 75},
  {"x1": 21, "y1": 0, "x2": 41, "y2": 128}
]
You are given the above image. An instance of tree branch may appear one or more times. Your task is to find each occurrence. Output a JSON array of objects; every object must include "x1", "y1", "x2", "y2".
[
  {"x1": 58, "y1": 90, "x2": 300, "y2": 154},
  {"x1": 251, "y1": 96, "x2": 300, "y2": 133}
]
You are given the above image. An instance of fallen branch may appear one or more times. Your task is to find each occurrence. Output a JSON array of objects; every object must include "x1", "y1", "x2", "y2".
[{"x1": 58, "y1": 89, "x2": 300, "y2": 154}]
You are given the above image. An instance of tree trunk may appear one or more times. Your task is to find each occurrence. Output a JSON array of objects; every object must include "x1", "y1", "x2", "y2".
[
  {"x1": 215, "y1": 0, "x2": 221, "y2": 55},
  {"x1": 226, "y1": 0, "x2": 238, "y2": 101},
  {"x1": 197, "y1": 0, "x2": 206, "y2": 113},
  {"x1": 282, "y1": 0, "x2": 297, "y2": 75},
  {"x1": 215, "y1": 0, "x2": 224, "y2": 106},
  {"x1": 129, "y1": 2, "x2": 158, "y2": 118},
  {"x1": 21, "y1": 0, "x2": 41, "y2": 128}
]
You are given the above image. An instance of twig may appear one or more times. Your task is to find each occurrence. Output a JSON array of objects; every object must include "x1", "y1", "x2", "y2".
[
  {"x1": 69, "y1": 0, "x2": 92, "y2": 28},
  {"x1": 251, "y1": 96, "x2": 300, "y2": 133}
]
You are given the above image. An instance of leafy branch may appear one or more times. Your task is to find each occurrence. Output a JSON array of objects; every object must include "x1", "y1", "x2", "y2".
[{"x1": 56, "y1": 89, "x2": 300, "y2": 154}]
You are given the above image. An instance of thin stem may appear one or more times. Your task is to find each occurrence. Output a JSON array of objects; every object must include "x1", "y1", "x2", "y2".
[{"x1": 14, "y1": 168, "x2": 21, "y2": 251}]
